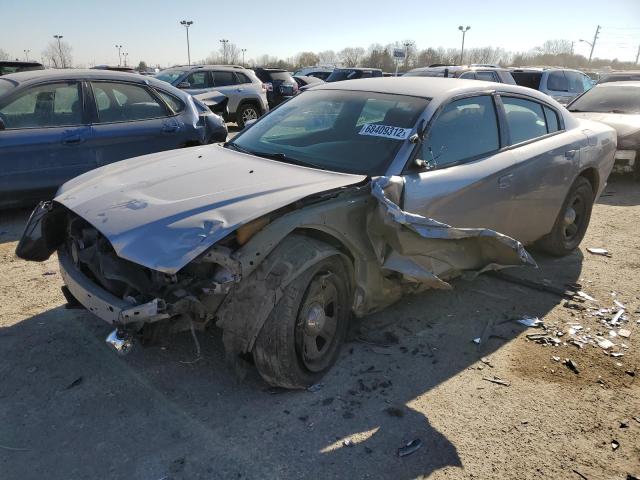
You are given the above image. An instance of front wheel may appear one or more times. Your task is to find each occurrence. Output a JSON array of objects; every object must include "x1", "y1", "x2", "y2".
[
  {"x1": 253, "y1": 256, "x2": 350, "y2": 389},
  {"x1": 236, "y1": 103, "x2": 260, "y2": 129},
  {"x1": 538, "y1": 176, "x2": 594, "y2": 256}
]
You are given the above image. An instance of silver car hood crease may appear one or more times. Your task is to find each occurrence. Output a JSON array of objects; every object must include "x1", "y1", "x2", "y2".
[{"x1": 55, "y1": 146, "x2": 365, "y2": 273}]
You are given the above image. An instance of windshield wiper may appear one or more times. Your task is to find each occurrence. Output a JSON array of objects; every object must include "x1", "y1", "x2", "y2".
[
  {"x1": 225, "y1": 142, "x2": 326, "y2": 170},
  {"x1": 224, "y1": 141, "x2": 253, "y2": 155}
]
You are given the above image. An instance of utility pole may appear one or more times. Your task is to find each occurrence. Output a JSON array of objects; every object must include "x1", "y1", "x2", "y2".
[
  {"x1": 403, "y1": 41, "x2": 413, "y2": 71},
  {"x1": 180, "y1": 20, "x2": 193, "y2": 65},
  {"x1": 220, "y1": 39, "x2": 229, "y2": 64},
  {"x1": 588, "y1": 25, "x2": 600, "y2": 64},
  {"x1": 53, "y1": 35, "x2": 64, "y2": 68},
  {"x1": 123, "y1": 52, "x2": 129, "y2": 67},
  {"x1": 23, "y1": 49, "x2": 30, "y2": 61},
  {"x1": 241, "y1": 48, "x2": 247, "y2": 67},
  {"x1": 115, "y1": 44, "x2": 123, "y2": 66},
  {"x1": 636, "y1": 44, "x2": 640, "y2": 65},
  {"x1": 458, "y1": 26, "x2": 470, "y2": 64}
]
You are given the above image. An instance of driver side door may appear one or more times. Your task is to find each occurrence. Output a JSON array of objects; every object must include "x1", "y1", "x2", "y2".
[{"x1": 402, "y1": 94, "x2": 517, "y2": 235}]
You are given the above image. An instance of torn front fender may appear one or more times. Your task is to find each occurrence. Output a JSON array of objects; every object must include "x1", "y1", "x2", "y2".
[
  {"x1": 367, "y1": 176, "x2": 536, "y2": 288},
  {"x1": 15, "y1": 201, "x2": 66, "y2": 261}
]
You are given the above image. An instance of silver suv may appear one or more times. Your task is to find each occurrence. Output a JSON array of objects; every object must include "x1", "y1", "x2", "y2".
[
  {"x1": 511, "y1": 67, "x2": 593, "y2": 105},
  {"x1": 154, "y1": 65, "x2": 269, "y2": 128}
]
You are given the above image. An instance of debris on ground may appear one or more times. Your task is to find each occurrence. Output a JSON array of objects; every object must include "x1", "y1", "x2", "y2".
[
  {"x1": 307, "y1": 383, "x2": 324, "y2": 393},
  {"x1": 64, "y1": 376, "x2": 83, "y2": 390},
  {"x1": 42, "y1": 271, "x2": 57, "y2": 276},
  {"x1": 598, "y1": 338, "x2": 615, "y2": 350},
  {"x1": 564, "y1": 359, "x2": 580, "y2": 374},
  {"x1": 472, "y1": 337, "x2": 482, "y2": 344},
  {"x1": 611, "y1": 439, "x2": 620, "y2": 450},
  {"x1": 618, "y1": 329, "x2": 631, "y2": 338},
  {"x1": 480, "y1": 357, "x2": 494, "y2": 368},
  {"x1": 397, "y1": 439, "x2": 422, "y2": 457},
  {"x1": 342, "y1": 439, "x2": 354, "y2": 447},
  {"x1": 516, "y1": 316, "x2": 543, "y2": 328},
  {"x1": 587, "y1": 247, "x2": 612, "y2": 257},
  {"x1": 482, "y1": 376, "x2": 511, "y2": 387}
]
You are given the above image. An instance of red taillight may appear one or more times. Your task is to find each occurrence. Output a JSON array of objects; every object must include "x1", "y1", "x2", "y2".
[{"x1": 263, "y1": 82, "x2": 273, "y2": 92}]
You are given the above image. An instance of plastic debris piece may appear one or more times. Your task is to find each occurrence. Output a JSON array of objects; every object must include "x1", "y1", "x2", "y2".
[
  {"x1": 587, "y1": 247, "x2": 611, "y2": 257},
  {"x1": 343, "y1": 439, "x2": 354, "y2": 447},
  {"x1": 64, "y1": 376, "x2": 83, "y2": 390},
  {"x1": 552, "y1": 356, "x2": 561, "y2": 362},
  {"x1": 611, "y1": 310, "x2": 625, "y2": 325},
  {"x1": 482, "y1": 376, "x2": 510, "y2": 387},
  {"x1": 472, "y1": 337, "x2": 481, "y2": 344},
  {"x1": 609, "y1": 330, "x2": 618, "y2": 337},
  {"x1": 577, "y1": 291, "x2": 597, "y2": 302},
  {"x1": 563, "y1": 359, "x2": 580, "y2": 374},
  {"x1": 610, "y1": 352, "x2": 624, "y2": 357},
  {"x1": 620, "y1": 420, "x2": 629, "y2": 429},
  {"x1": 307, "y1": 383, "x2": 324, "y2": 393},
  {"x1": 618, "y1": 329, "x2": 631, "y2": 338},
  {"x1": 611, "y1": 440, "x2": 619, "y2": 450},
  {"x1": 397, "y1": 439, "x2": 422, "y2": 457},
  {"x1": 598, "y1": 338, "x2": 615, "y2": 350},
  {"x1": 516, "y1": 317, "x2": 542, "y2": 328},
  {"x1": 480, "y1": 357, "x2": 493, "y2": 367},
  {"x1": 614, "y1": 300, "x2": 626, "y2": 309}
]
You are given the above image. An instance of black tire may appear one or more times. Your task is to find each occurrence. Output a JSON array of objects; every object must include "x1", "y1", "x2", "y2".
[
  {"x1": 538, "y1": 176, "x2": 594, "y2": 256},
  {"x1": 236, "y1": 103, "x2": 260, "y2": 129},
  {"x1": 253, "y1": 256, "x2": 350, "y2": 389}
]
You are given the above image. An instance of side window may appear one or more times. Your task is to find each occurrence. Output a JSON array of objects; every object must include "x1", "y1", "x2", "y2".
[
  {"x1": 185, "y1": 72, "x2": 211, "y2": 89},
  {"x1": 212, "y1": 71, "x2": 238, "y2": 87},
  {"x1": 565, "y1": 71, "x2": 585, "y2": 93},
  {"x1": 547, "y1": 71, "x2": 568, "y2": 92},
  {"x1": 544, "y1": 106, "x2": 560, "y2": 133},
  {"x1": 476, "y1": 71, "x2": 498, "y2": 82},
  {"x1": 235, "y1": 72, "x2": 251, "y2": 84},
  {"x1": 0, "y1": 82, "x2": 82, "y2": 129},
  {"x1": 458, "y1": 71, "x2": 477, "y2": 79},
  {"x1": 502, "y1": 97, "x2": 548, "y2": 144},
  {"x1": 91, "y1": 82, "x2": 166, "y2": 123},
  {"x1": 421, "y1": 95, "x2": 500, "y2": 168},
  {"x1": 361, "y1": 71, "x2": 372, "y2": 78},
  {"x1": 156, "y1": 90, "x2": 185, "y2": 113},
  {"x1": 581, "y1": 74, "x2": 593, "y2": 91}
]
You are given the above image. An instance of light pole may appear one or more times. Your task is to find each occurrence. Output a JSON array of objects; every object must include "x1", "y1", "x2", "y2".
[
  {"x1": 241, "y1": 48, "x2": 247, "y2": 67},
  {"x1": 115, "y1": 44, "x2": 123, "y2": 66},
  {"x1": 580, "y1": 25, "x2": 600, "y2": 64},
  {"x1": 24, "y1": 49, "x2": 30, "y2": 61},
  {"x1": 458, "y1": 26, "x2": 470, "y2": 65},
  {"x1": 122, "y1": 52, "x2": 129, "y2": 67},
  {"x1": 53, "y1": 35, "x2": 64, "y2": 68},
  {"x1": 180, "y1": 20, "x2": 193, "y2": 65},
  {"x1": 403, "y1": 41, "x2": 413, "y2": 71},
  {"x1": 219, "y1": 39, "x2": 229, "y2": 64}
]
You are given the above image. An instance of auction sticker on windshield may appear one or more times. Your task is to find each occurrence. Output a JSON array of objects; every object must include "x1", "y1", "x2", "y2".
[{"x1": 359, "y1": 123, "x2": 411, "y2": 140}]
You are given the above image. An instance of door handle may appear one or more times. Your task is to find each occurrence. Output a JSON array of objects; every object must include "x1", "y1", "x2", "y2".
[
  {"x1": 498, "y1": 174, "x2": 513, "y2": 189},
  {"x1": 62, "y1": 136, "x2": 85, "y2": 145},
  {"x1": 565, "y1": 149, "x2": 578, "y2": 159}
]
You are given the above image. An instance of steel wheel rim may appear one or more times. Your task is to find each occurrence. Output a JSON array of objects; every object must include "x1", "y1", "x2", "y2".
[
  {"x1": 295, "y1": 274, "x2": 340, "y2": 373},
  {"x1": 241, "y1": 107, "x2": 258, "y2": 122},
  {"x1": 563, "y1": 194, "x2": 585, "y2": 242}
]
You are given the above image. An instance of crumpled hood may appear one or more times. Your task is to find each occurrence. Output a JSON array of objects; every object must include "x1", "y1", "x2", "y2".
[
  {"x1": 55, "y1": 146, "x2": 365, "y2": 273},
  {"x1": 571, "y1": 112, "x2": 640, "y2": 140}
]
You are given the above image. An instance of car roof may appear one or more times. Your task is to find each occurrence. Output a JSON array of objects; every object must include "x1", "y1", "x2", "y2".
[
  {"x1": 310, "y1": 76, "x2": 556, "y2": 103},
  {"x1": 334, "y1": 67, "x2": 382, "y2": 71},
  {"x1": 510, "y1": 67, "x2": 584, "y2": 73},
  {"x1": 409, "y1": 65, "x2": 508, "y2": 73},
  {"x1": 595, "y1": 80, "x2": 640, "y2": 88},
  {"x1": 0, "y1": 69, "x2": 191, "y2": 98}
]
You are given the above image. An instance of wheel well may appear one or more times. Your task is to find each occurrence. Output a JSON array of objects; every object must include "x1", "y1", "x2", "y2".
[{"x1": 578, "y1": 168, "x2": 599, "y2": 195}]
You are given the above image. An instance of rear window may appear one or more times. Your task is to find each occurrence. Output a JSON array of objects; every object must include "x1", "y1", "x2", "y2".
[
  {"x1": 547, "y1": 71, "x2": 568, "y2": 92},
  {"x1": 326, "y1": 69, "x2": 367, "y2": 82},
  {"x1": 266, "y1": 71, "x2": 294, "y2": 82},
  {"x1": 511, "y1": 71, "x2": 542, "y2": 90},
  {"x1": 154, "y1": 70, "x2": 188, "y2": 84},
  {"x1": 236, "y1": 72, "x2": 252, "y2": 84},
  {"x1": 0, "y1": 79, "x2": 15, "y2": 97}
]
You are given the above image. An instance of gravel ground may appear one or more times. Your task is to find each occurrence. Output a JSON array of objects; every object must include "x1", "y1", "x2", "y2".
[{"x1": 0, "y1": 176, "x2": 638, "y2": 480}]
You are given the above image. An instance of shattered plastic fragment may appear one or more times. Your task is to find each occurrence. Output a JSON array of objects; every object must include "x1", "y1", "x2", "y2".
[
  {"x1": 563, "y1": 359, "x2": 579, "y2": 374},
  {"x1": 598, "y1": 338, "x2": 615, "y2": 350},
  {"x1": 618, "y1": 329, "x2": 631, "y2": 338},
  {"x1": 516, "y1": 317, "x2": 542, "y2": 328},
  {"x1": 397, "y1": 439, "x2": 422, "y2": 457},
  {"x1": 611, "y1": 440, "x2": 619, "y2": 450},
  {"x1": 576, "y1": 291, "x2": 597, "y2": 302},
  {"x1": 611, "y1": 310, "x2": 625, "y2": 325},
  {"x1": 307, "y1": 383, "x2": 324, "y2": 393},
  {"x1": 586, "y1": 247, "x2": 611, "y2": 257},
  {"x1": 472, "y1": 338, "x2": 482, "y2": 345}
]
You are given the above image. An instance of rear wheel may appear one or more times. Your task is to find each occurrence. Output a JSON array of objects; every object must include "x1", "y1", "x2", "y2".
[
  {"x1": 236, "y1": 103, "x2": 259, "y2": 129},
  {"x1": 538, "y1": 176, "x2": 594, "y2": 256},
  {"x1": 253, "y1": 256, "x2": 350, "y2": 389}
]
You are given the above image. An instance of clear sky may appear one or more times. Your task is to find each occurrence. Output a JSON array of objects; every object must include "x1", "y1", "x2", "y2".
[{"x1": 1, "y1": 0, "x2": 639, "y2": 67}]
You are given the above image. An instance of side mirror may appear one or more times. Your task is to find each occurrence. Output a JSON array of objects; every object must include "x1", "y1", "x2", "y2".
[
  {"x1": 0, "y1": 117, "x2": 5, "y2": 131},
  {"x1": 177, "y1": 81, "x2": 191, "y2": 89}
]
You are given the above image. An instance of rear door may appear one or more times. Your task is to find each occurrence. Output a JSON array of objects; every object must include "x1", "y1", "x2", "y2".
[
  {"x1": 497, "y1": 94, "x2": 582, "y2": 243},
  {"x1": 0, "y1": 80, "x2": 94, "y2": 203},
  {"x1": 211, "y1": 70, "x2": 241, "y2": 113},
  {"x1": 88, "y1": 81, "x2": 183, "y2": 167},
  {"x1": 402, "y1": 94, "x2": 516, "y2": 234}
]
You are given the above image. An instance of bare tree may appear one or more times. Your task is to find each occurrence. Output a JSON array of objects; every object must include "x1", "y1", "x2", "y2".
[
  {"x1": 317, "y1": 50, "x2": 338, "y2": 65},
  {"x1": 295, "y1": 51, "x2": 319, "y2": 68},
  {"x1": 42, "y1": 39, "x2": 72, "y2": 68},
  {"x1": 0, "y1": 48, "x2": 9, "y2": 61},
  {"x1": 206, "y1": 42, "x2": 241, "y2": 65},
  {"x1": 338, "y1": 47, "x2": 365, "y2": 67},
  {"x1": 535, "y1": 39, "x2": 573, "y2": 56}
]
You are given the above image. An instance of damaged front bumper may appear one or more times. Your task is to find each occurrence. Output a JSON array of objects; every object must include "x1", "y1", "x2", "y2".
[{"x1": 58, "y1": 249, "x2": 170, "y2": 326}]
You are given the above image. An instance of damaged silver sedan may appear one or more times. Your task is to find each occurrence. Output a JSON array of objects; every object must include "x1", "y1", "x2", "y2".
[{"x1": 16, "y1": 77, "x2": 616, "y2": 388}]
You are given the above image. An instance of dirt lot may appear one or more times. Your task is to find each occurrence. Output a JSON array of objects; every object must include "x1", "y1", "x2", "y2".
[{"x1": 0, "y1": 176, "x2": 638, "y2": 480}]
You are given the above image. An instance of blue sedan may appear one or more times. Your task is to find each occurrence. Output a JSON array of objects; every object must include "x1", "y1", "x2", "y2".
[{"x1": 0, "y1": 69, "x2": 227, "y2": 208}]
